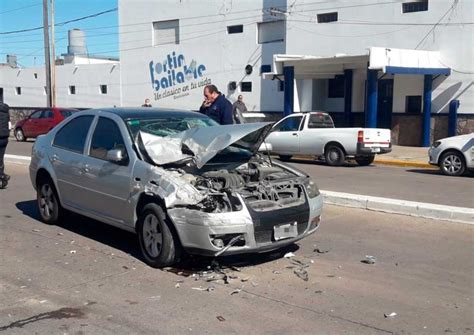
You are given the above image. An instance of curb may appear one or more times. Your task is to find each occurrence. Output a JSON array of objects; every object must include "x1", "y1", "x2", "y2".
[
  {"x1": 373, "y1": 158, "x2": 434, "y2": 169},
  {"x1": 5, "y1": 154, "x2": 31, "y2": 165},
  {"x1": 6, "y1": 155, "x2": 470, "y2": 224},
  {"x1": 321, "y1": 190, "x2": 474, "y2": 225}
]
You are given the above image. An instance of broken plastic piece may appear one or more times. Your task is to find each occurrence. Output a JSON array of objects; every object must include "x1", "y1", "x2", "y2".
[
  {"x1": 313, "y1": 248, "x2": 329, "y2": 254},
  {"x1": 384, "y1": 312, "x2": 397, "y2": 318},
  {"x1": 229, "y1": 288, "x2": 242, "y2": 296},
  {"x1": 294, "y1": 269, "x2": 309, "y2": 281},
  {"x1": 284, "y1": 252, "x2": 296, "y2": 258},
  {"x1": 216, "y1": 316, "x2": 226, "y2": 322},
  {"x1": 361, "y1": 255, "x2": 376, "y2": 264}
]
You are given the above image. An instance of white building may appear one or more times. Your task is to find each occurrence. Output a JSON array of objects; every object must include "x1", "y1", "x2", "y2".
[
  {"x1": 0, "y1": 29, "x2": 121, "y2": 108},
  {"x1": 119, "y1": 0, "x2": 473, "y2": 145}
]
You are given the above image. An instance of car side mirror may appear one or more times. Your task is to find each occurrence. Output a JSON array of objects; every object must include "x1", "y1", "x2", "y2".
[{"x1": 106, "y1": 149, "x2": 127, "y2": 164}]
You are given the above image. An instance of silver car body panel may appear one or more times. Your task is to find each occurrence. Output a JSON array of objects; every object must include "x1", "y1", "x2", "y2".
[{"x1": 30, "y1": 109, "x2": 323, "y2": 256}]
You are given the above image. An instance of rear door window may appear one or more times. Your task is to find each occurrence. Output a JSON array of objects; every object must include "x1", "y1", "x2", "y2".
[
  {"x1": 53, "y1": 116, "x2": 94, "y2": 153},
  {"x1": 29, "y1": 111, "x2": 42, "y2": 119},
  {"x1": 308, "y1": 114, "x2": 334, "y2": 128},
  {"x1": 42, "y1": 110, "x2": 54, "y2": 119},
  {"x1": 89, "y1": 117, "x2": 128, "y2": 161}
]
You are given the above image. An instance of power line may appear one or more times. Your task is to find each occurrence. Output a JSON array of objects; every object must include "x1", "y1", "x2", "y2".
[
  {"x1": 0, "y1": 2, "x2": 41, "y2": 15},
  {"x1": 0, "y1": 8, "x2": 117, "y2": 35}
]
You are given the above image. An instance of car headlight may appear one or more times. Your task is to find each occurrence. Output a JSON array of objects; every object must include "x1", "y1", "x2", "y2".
[
  {"x1": 304, "y1": 178, "x2": 320, "y2": 198},
  {"x1": 431, "y1": 141, "x2": 441, "y2": 149}
]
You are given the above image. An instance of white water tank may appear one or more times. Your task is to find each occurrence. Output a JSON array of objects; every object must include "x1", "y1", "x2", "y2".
[{"x1": 67, "y1": 29, "x2": 86, "y2": 55}]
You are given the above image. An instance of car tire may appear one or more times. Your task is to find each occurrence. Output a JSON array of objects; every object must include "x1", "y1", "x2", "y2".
[
  {"x1": 355, "y1": 155, "x2": 375, "y2": 166},
  {"x1": 325, "y1": 145, "x2": 345, "y2": 166},
  {"x1": 37, "y1": 178, "x2": 64, "y2": 225},
  {"x1": 279, "y1": 155, "x2": 292, "y2": 162},
  {"x1": 137, "y1": 203, "x2": 181, "y2": 268},
  {"x1": 15, "y1": 128, "x2": 26, "y2": 142},
  {"x1": 439, "y1": 151, "x2": 466, "y2": 176}
]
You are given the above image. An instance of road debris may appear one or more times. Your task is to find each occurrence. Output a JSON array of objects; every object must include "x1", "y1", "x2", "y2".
[
  {"x1": 216, "y1": 316, "x2": 226, "y2": 322},
  {"x1": 361, "y1": 255, "x2": 377, "y2": 265},
  {"x1": 284, "y1": 252, "x2": 296, "y2": 258},
  {"x1": 32, "y1": 229, "x2": 41, "y2": 232},
  {"x1": 57, "y1": 232, "x2": 64, "y2": 236},
  {"x1": 313, "y1": 248, "x2": 329, "y2": 254},
  {"x1": 229, "y1": 288, "x2": 242, "y2": 295},
  {"x1": 384, "y1": 312, "x2": 397, "y2": 318},
  {"x1": 192, "y1": 286, "x2": 215, "y2": 292},
  {"x1": 272, "y1": 270, "x2": 281, "y2": 274},
  {"x1": 175, "y1": 283, "x2": 180, "y2": 288},
  {"x1": 70, "y1": 250, "x2": 77, "y2": 254},
  {"x1": 293, "y1": 268, "x2": 309, "y2": 281}
]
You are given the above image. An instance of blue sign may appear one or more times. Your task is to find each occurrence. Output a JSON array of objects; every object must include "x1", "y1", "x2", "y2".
[{"x1": 149, "y1": 52, "x2": 207, "y2": 91}]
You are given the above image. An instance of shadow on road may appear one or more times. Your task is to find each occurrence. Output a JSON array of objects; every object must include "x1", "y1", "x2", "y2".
[
  {"x1": 406, "y1": 168, "x2": 473, "y2": 178},
  {"x1": 15, "y1": 200, "x2": 296, "y2": 271},
  {"x1": 288, "y1": 158, "x2": 365, "y2": 168}
]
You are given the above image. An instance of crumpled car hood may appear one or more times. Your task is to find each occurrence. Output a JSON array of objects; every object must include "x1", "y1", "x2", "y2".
[{"x1": 140, "y1": 122, "x2": 273, "y2": 168}]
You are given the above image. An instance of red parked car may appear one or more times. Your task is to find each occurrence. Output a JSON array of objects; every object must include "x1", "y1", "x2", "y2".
[{"x1": 14, "y1": 108, "x2": 79, "y2": 141}]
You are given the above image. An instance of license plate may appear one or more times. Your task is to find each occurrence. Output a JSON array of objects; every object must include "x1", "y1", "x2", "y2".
[
  {"x1": 274, "y1": 222, "x2": 298, "y2": 241},
  {"x1": 371, "y1": 147, "x2": 381, "y2": 153}
]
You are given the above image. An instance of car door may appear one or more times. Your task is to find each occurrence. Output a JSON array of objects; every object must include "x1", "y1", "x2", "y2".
[
  {"x1": 265, "y1": 115, "x2": 304, "y2": 153},
  {"x1": 299, "y1": 113, "x2": 335, "y2": 155},
  {"x1": 37, "y1": 109, "x2": 55, "y2": 135},
  {"x1": 23, "y1": 110, "x2": 42, "y2": 137},
  {"x1": 79, "y1": 115, "x2": 135, "y2": 224},
  {"x1": 51, "y1": 115, "x2": 95, "y2": 209}
]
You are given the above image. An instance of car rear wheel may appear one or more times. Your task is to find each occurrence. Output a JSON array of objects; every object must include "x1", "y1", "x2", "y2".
[
  {"x1": 37, "y1": 179, "x2": 64, "y2": 224},
  {"x1": 439, "y1": 151, "x2": 466, "y2": 176},
  {"x1": 137, "y1": 203, "x2": 181, "y2": 268},
  {"x1": 325, "y1": 145, "x2": 345, "y2": 166},
  {"x1": 355, "y1": 155, "x2": 375, "y2": 166},
  {"x1": 279, "y1": 155, "x2": 292, "y2": 162},
  {"x1": 15, "y1": 128, "x2": 26, "y2": 142}
]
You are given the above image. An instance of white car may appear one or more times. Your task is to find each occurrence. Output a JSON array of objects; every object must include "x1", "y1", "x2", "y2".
[
  {"x1": 265, "y1": 112, "x2": 392, "y2": 166},
  {"x1": 429, "y1": 133, "x2": 474, "y2": 176}
]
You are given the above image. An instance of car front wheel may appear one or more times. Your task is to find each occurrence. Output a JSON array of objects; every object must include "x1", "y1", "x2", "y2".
[
  {"x1": 279, "y1": 155, "x2": 292, "y2": 162},
  {"x1": 439, "y1": 151, "x2": 466, "y2": 176},
  {"x1": 137, "y1": 203, "x2": 180, "y2": 268},
  {"x1": 37, "y1": 179, "x2": 63, "y2": 224},
  {"x1": 15, "y1": 128, "x2": 26, "y2": 142}
]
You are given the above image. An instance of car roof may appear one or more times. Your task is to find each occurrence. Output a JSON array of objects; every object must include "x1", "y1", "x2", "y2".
[{"x1": 87, "y1": 107, "x2": 204, "y2": 120}]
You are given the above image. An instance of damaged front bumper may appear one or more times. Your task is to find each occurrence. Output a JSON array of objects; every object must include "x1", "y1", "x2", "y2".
[{"x1": 168, "y1": 193, "x2": 323, "y2": 257}]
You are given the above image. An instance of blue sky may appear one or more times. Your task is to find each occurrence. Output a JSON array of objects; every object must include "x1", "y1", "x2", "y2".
[{"x1": 0, "y1": 0, "x2": 118, "y2": 67}]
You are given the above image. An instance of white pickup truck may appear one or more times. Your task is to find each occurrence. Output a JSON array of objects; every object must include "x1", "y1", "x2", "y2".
[{"x1": 265, "y1": 112, "x2": 392, "y2": 166}]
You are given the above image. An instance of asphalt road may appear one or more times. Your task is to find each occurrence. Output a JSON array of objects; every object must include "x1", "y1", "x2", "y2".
[
  {"x1": 0, "y1": 163, "x2": 473, "y2": 334},
  {"x1": 5, "y1": 139, "x2": 474, "y2": 208}
]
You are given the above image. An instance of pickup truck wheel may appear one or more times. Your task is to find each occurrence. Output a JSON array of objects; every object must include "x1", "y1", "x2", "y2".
[
  {"x1": 355, "y1": 155, "x2": 375, "y2": 166},
  {"x1": 15, "y1": 128, "x2": 26, "y2": 142},
  {"x1": 279, "y1": 155, "x2": 292, "y2": 162},
  {"x1": 439, "y1": 151, "x2": 466, "y2": 176},
  {"x1": 137, "y1": 203, "x2": 180, "y2": 268},
  {"x1": 325, "y1": 145, "x2": 345, "y2": 166}
]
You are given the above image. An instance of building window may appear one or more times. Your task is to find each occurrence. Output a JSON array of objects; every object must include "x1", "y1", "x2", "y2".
[
  {"x1": 100, "y1": 85, "x2": 108, "y2": 94},
  {"x1": 277, "y1": 80, "x2": 284, "y2": 92},
  {"x1": 405, "y1": 95, "x2": 422, "y2": 113},
  {"x1": 328, "y1": 75, "x2": 345, "y2": 98},
  {"x1": 258, "y1": 20, "x2": 285, "y2": 44},
  {"x1": 317, "y1": 12, "x2": 338, "y2": 23},
  {"x1": 227, "y1": 24, "x2": 243, "y2": 34},
  {"x1": 153, "y1": 19, "x2": 179, "y2": 46},
  {"x1": 241, "y1": 82, "x2": 252, "y2": 92},
  {"x1": 260, "y1": 64, "x2": 272, "y2": 74},
  {"x1": 402, "y1": 0, "x2": 428, "y2": 13},
  {"x1": 15, "y1": 87, "x2": 21, "y2": 95},
  {"x1": 34, "y1": 73, "x2": 38, "y2": 79},
  {"x1": 69, "y1": 85, "x2": 76, "y2": 95}
]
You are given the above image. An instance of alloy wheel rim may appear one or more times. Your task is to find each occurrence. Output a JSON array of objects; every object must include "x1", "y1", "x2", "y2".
[
  {"x1": 16, "y1": 130, "x2": 24, "y2": 140},
  {"x1": 329, "y1": 150, "x2": 340, "y2": 162},
  {"x1": 39, "y1": 184, "x2": 55, "y2": 219},
  {"x1": 443, "y1": 155, "x2": 462, "y2": 174},
  {"x1": 143, "y1": 214, "x2": 163, "y2": 258}
]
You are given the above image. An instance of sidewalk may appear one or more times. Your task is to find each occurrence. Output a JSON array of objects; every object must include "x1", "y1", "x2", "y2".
[{"x1": 374, "y1": 145, "x2": 433, "y2": 168}]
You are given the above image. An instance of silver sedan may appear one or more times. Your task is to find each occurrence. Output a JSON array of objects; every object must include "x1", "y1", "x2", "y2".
[{"x1": 30, "y1": 108, "x2": 323, "y2": 268}]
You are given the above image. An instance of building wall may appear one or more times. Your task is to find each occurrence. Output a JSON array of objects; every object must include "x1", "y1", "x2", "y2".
[
  {"x1": 285, "y1": 0, "x2": 473, "y2": 114},
  {"x1": 0, "y1": 62, "x2": 120, "y2": 108},
  {"x1": 119, "y1": 0, "x2": 286, "y2": 111}
]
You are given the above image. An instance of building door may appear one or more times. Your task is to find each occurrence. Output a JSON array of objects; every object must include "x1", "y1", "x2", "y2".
[{"x1": 377, "y1": 79, "x2": 393, "y2": 129}]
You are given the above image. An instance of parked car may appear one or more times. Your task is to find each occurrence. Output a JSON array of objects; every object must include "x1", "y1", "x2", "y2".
[
  {"x1": 30, "y1": 108, "x2": 323, "y2": 268},
  {"x1": 265, "y1": 112, "x2": 392, "y2": 166},
  {"x1": 14, "y1": 107, "x2": 79, "y2": 141},
  {"x1": 429, "y1": 133, "x2": 474, "y2": 176}
]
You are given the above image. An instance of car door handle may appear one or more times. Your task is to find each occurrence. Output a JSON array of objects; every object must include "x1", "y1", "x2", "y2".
[
  {"x1": 51, "y1": 154, "x2": 59, "y2": 162},
  {"x1": 292, "y1": 133, "x2": 298, "y2": 136},
  {"x1": 82, "y1": 164, "x2": 90, "y2": 173}
]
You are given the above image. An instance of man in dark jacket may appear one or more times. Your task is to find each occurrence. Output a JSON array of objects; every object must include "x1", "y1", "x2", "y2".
[
  {"x1": 0, "y1": 102, "x2": 10, "y2": 189},
  {"x1": 199, "y1": 85, "x2": 233, "y2": 125}
]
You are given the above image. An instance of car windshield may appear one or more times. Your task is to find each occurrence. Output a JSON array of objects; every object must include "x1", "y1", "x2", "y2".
[{"x1": 127, "y1": 116, "x2": 219, "y2": 138}]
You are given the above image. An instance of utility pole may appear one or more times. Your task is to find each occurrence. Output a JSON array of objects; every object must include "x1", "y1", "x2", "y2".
[
  {"x1": 50, "y1": 0, "x2": 56, "y2": 107},
  {"x1": 42, "y1": 0, "x2": 52, "y2": 107}
]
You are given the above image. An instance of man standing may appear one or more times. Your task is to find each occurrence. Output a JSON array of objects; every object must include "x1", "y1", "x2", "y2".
[
  {"x1": 0, "y1": 102, "x2": 11, "y2": 189},
  {"x1": 232, "y1": 94, "x2": 247, "y2": 124},
  {"x1": 199, "y1": 85, "x2": 233, "y2": 125},
  {"x1": 142, "y1": 98, "x2": 152, "y2": 107}
]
